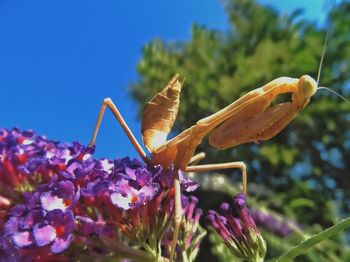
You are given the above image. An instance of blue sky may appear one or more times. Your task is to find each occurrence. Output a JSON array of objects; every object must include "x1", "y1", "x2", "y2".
[{"x1": 0, "y1": 0, "x2": 331, "y2": 159}]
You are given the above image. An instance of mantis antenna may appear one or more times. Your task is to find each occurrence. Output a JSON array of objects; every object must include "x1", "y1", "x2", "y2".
[
  {"x1": 316, "y1": 0, "x2": 350, "y2": 104},
  {"x1": 316, "y1": 25, "x2": 329, "y2": 85},
  {"x1": 317, "y1": 87, "x2": 350, "y2": 104},
  {"x1": 316, "y1": 0, "x2": 336, "y2": 85}
]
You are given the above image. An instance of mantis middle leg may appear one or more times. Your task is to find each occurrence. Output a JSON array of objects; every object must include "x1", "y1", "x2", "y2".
[
  {"x1": 170, "y1": 161, "x2": 246, "y2": 261},
  {"x1": 185, "y1": 161, "x2": 247, "y2": 194},
  {"x1": 188, "y1": 152, "x2": 206, "y2": 165}
]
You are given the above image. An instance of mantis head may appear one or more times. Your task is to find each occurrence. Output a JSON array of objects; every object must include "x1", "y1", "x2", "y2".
[
  {"x1": 298, "y1": 75, "x2": 317, "y2": 97},
  {"x1": 295, "y1": 75, "x2": 317, "y2": 109}
]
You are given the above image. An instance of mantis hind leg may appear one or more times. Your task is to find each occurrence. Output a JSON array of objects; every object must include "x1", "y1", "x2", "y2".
[
  {"x1": 89, "y1": 98, "x2": 150, "y2": 164},
  {"x1": 185, "y1": 161, "x2": 247, "y2": 194},
  {"x1": 170, "y1": 169, "x2": 182, "y2": 262}
]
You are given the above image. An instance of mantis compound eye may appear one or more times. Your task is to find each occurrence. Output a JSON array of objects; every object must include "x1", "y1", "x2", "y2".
[{"x1": 299, "y1": 75, "x2": 317, "y2": 98}]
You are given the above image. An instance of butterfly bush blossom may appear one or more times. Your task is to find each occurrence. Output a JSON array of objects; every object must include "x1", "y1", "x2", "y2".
[
  {"x1": 251, "y1": 208, "x2": 294, "y2": 237},
  {"x1": 207, "y1": 194, "x2": 267, "y2": 262},
  {"x1": 0, "y1": 128, "x2": 209, "y2": 261}
]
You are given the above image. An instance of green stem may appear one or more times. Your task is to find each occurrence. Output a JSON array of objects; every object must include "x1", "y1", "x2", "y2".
[
  {"x1": 142, "y1": 242, "x2": 159, "y2": 258},
  {"x1": 116, "y1": 244, "x2": 155, "y2": 262},
  {"x1": 277, "y1": 217, "x2": 350, "y2": 262},
  {"x1": 101, "y1": 236, "x2": 155, "y2": 262},
  {"x1": 251, "y1": 258, "x2": 264, "y2": 262},
  {"x1": 182, "y1": 248, "x2": 190, "y2": 262}
]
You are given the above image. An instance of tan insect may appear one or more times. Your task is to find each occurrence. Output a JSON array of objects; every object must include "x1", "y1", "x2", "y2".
[{"x1": 88, "y1": 73, "x2": 318, "y2": 261}]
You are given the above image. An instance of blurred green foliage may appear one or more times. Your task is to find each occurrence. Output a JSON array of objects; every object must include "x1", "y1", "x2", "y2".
[{"x1": 129, "y1": 0, "x2": 350, "y2": 260}]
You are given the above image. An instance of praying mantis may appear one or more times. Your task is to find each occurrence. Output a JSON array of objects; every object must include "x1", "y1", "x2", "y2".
[{"x1": 88, "y1": 72, "x2": 319, "y2": 261}]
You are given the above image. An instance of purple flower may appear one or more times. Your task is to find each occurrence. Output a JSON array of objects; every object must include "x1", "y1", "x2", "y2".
[
  {"x1": 40, "y1": 180, "x2": 79, "y2": 212},
  {"x1": 80, "y1": 157, "x2": 164, "y2": 211},
  {"x1": 0, "y1": 128, "x2": 89, "y2": 202},
  {"x1": 232, "y1": 194, "x2": 259, "y2": 234},
  {"x1": 12, "y1": 230, "x2": 34, "y2": 248},
  {"x1": 3, "y1": 176, "x2": 79, "y2": 254},
  {"x1": 19, "y1": 157, "x2": 47, "y2": 174},
  {"x1": 33, "y1": 210, "x2": 75, "y2": 253},
  {"x1": 0, "y1": 233, "x2": 18, "y2": 261},
  {"x1": 7, "y1": 207, "x2": 75, "y2": 253},
  {"x1": 207, "y1": 194, "x2": 266, "y2": 261},
  {"x1": 110, "y1": 178, "x2": 160, "y2": 210},
  {"x1": 0, "y1": 128, "x2": 52, "y2": 174},
  {"x1": 157, "y1": 166, "x2": 199, "y2": 192},
  {"x1": 75, "y1": 216, "x2": 113, "y2": 238},
  {"x1": 161, "y1": 195, "x2": 205, "y2": 261},
  {"x1": 6, "y1": 128, "x2": 95, "y2": 181},
  {"x1": 181, "y1": 196, "x2": 205, "y2": 255},
  {"x1": 251, "y1": 208, "x2": 293, "y2": 237}
]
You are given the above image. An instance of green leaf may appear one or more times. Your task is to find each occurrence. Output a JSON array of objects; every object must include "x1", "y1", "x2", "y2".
[
  {"x1": 289, "y1": 198, "x2": 316, "y2": 209},
  {"x1": 277, "y1": 217, "x2": 350, "y2": 262}
]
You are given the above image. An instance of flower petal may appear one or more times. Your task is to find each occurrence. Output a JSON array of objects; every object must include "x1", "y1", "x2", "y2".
[
  {"x1": 12, "y1": 231, "x2": 33, "y2": 248},
  {"x1": 110, "y1": 192, "x2": 131, "y2": 210},
  {"x1": 33, "y1": 224, "x2": 56, "y2": 247},
  {"x1": 50, "y1": 234, "x2": 73, "y2": 254},
  {"x1": 46, "y1": 210, "x2": 75, "y2": 234},
  {"x1": 9, "y1": 204, "x2": 26, "y2": 217},
  {"x1": 139, "y1": 184, "x2": 159, "y2": 200},
  {"x1": 20, "y1": 210, "x2": 43, "y2": 230},
  {"x1": 57, "y1": 181, "x2": 75, "y2": 200},
  {"x1": 40, "y1": 192, "x2": 66, "y2": 211},
  {"x1": 4, "y1": 217, "x2": 19, "y2": 235}
]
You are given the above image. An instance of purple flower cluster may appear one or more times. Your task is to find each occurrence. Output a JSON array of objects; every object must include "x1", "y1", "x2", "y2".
[
  {"x1": 77, "y1": 158, "x2": 177, "y2": 245},
  {"x1": 0, "y1": 128, "x2": 203, "y2": 260},
  {"x1": 3, "y1": 177, "x2": 79, "y2": 254},
  {"x1": 207, "y1": 194, "x2": 266, "y2": 261},
  {"x1": 180, "y1": 196, "x2": 204, "y2": 253},
  {"x1": 81, "y1": 157, "x2": 162, "y2": 211},
  {"x1": 251, "y1": 208, "x2": 293, "y2": 237},
  {"x1": 0, "y1": 128, "x2": 87, "y2": 187},
  {"x1": 0, "y1": 129, "x2": 46, "y2": 230}
]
